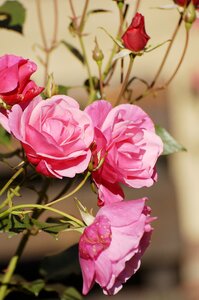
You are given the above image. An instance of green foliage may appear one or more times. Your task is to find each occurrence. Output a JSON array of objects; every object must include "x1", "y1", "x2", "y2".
[
  {"x1": 61, "y1": 41, "x2": 85, "y2": 64},
  {"x1": 0, "y1": 0, "x2": 25, "y2": 33},
  {"x1": 0, "y1": 126, "x2": 11, "y2": 146},
  {"x1": 21, "y1": 279, "x2": 45, "y2": 297},
  {"x1": 0, "y1": 214, "x2": 73, "y2": 237},
  {"x1": 155, "y1": 125, "x2": 187, "y2": 155},
  {"x1": 58, "y1": 85, "x2": 70, "y2": 95},
  {"x1": 62, "y1": 287, "x2": 82, "y2": 300}
]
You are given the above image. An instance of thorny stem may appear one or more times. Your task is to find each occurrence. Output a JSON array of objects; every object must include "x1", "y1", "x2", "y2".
[{"x1": 115, "y1": 55, "x2": 135, "y2": 106}]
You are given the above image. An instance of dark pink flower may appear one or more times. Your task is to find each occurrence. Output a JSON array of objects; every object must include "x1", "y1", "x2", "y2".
[
  {"x1": 79, "y1": 198, "x2": 154, "y2": 295},
  {"x1": 0, "y1": 54, "x2": 43, "y2": 106},
  {"x1": 121, "y1": 13, "x2": 150, "y2": 52}
]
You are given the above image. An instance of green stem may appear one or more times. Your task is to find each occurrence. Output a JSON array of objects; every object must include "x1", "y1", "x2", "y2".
[
  {"x1": 0, "y1": 257, "x2": 17, "y2": 299},
  {"x1": 0, "y1": 178, "x2": 50, "y2": 299},
  {"x1": 115, "y1": 55, "x2": 135, "y2": 106},
  {"x1": 79, "y1": 36, "x2": 95, "y2": 103},
  {"x1": 103, "y1": 3, "x2": 127, "y2": 81},
  {"x1": 0, "y1": 233, "x2": 29, "y2": 300},
  {"x1": 46, "y1": 171, "x2": 91, "y2": 207},
  {"x1": 98, "y1": 62, "x2": 104, "y2": 98},
  {"x1": 0, "y1": 165, "x2": 25, "y2": 197},
  {"x1": 79, "y1": 0, "x2": 90, "y2": 33},
  {"x1": 0, "y1": 204, "x2": 84, "y2": 227}
]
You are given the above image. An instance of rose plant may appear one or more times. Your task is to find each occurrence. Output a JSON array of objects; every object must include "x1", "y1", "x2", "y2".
[{"x1": 0, "y1": 0, "x2": 192, "y2": 299}]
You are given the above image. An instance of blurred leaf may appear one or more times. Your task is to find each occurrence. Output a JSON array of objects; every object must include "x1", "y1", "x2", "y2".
[
  {"x1": 40, "y1": 244, "x2": 80, "y2": 280},
  {"x1": 22, "y1": 279, "x2": 45, "y2": 297},
  {"x1": 61, "y1": 41, "x2": 85, "y2": 64},
  {"x1": 0, "y1": 0, "x2": 26, "y2": 34},
  {"x1": 155, "y1": 125, "x2": 187, "y2": 155},
  {"x1": 87, "y1": 9, "x2": 110, "y2": 16},
  {"x1": 62, "y1": 287, "x2": 82, "y2": 300},
  {"x1": 0, "y1": 126, "x2": 11, "y2": 146},
  {"x1": 58, "y1": 85, "x2": 70, "y2": 95}
]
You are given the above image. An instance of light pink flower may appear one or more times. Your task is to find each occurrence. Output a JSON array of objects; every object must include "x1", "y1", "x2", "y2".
[
  {"x1": 6, "y1": 95, "x2": 94, "y2": 178},
  {"x1": 85, "y1": 100, "x2": 163, "y2": 205},
  {"x1": 79, "y1": 198, "x2": 154, "y2": 295},
  {"x1": 0, "y1": 54, "x2": 43, "y2": 106}
]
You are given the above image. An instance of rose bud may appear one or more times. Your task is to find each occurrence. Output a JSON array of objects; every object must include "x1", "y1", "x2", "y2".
[{"x1": 121, "y1": 13, "x2": 150, "y2": 52}]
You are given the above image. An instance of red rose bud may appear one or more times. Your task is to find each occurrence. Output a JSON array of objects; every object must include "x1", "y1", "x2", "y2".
[
  {"x1": 174, "y1": 0, "x2": 189, "y2": 6},
  {"x1": 121, "y1": 13, "x2": 150, "y2": 52},
  {"x1": 192, "y1": 0, "x2": 199, "y2": 7},
  {"x1": 174, "y1": 0, "x2": 199, "y2": 7}
]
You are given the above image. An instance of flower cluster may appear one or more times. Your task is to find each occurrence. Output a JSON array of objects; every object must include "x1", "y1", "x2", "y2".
[{"x1": 0, "y1": 52, "x2": 163, "y2": 295}]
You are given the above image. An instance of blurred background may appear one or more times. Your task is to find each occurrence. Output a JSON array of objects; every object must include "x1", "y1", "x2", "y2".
[{"x1": 0, "y1": 0, "x2": 199, "y2": 299}]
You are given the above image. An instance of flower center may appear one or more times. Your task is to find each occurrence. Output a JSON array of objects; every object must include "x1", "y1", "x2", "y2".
[{"x1": 79, "y1": 215, "x2": 112, "y2": 259}]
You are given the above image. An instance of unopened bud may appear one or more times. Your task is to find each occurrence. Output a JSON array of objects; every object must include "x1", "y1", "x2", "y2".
[
  {"x1": 92, "y1": 39, "x2": 104, "y2": 65},
  {"x1": 184, "y1": 2, "x2": 196, "y2": 30},
  {"x1": 44, "y1": 73, "x2": 58, "y2": 98}
]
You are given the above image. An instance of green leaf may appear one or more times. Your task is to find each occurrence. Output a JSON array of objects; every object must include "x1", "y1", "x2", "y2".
[
  {"x1": 32, "y1": 218, "x2": 72, "y2": 236},
  {"x1": 62, "y1": 287, "x2": 82, "y2": 300},
  {"x1": 0, "y1": 126, "x2": 11, "y2": 146},
  {"x1": 40, "y1": 244, "x2": 80, "y2": 280},
  {"x1": 0, "y1": 0, "x2": 26, "y2": 34},
  {"x1": 87, "y1": 9, "x2": 110, "y2": 16},
  {"x1": 155, "y1": 125, "x2": 187, "y2": 155},
  {"x1": 0, "y1": 214, "x2": 31, "y2": 234},
  {"x1": 58, "y1": 85, "x2": 70, "y2": 95},
  {"x1": 22, "y1": 279, "x2": 45, "y2": 297},
  {"x1": 61, "y1": 41, "x2": 85, "y2": 64}
]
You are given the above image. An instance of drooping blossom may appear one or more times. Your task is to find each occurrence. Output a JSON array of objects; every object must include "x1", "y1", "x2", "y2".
[
  {"x1": 79, "y1": 198, "x2": 154, "y2": 295},
  {"x1": 0, "y1": 54, "x2": 43, "y2": 106},
  {"x1": 3, "y1": 95, "x2": 94, "y2": 178},
  {"x1": 85, "y1": 100, "x2": 163, "y2": 206}
]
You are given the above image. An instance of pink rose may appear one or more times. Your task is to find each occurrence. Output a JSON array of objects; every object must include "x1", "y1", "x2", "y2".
[
  {"x1": 85, "y1": 100, "x2": 163, "y2": 205},
  {"x1": 79, "y1": 198, "x2": 154, "y2": 295},
  {"x1": 121, "y1": 13, "x2": 150, "y2": 52},
  {"x1": 0, "y1": 54, "x2": 43, "y2": 106},
  {"x1": 6, "y1": 95, "x2": 94, "y2": 178}
]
